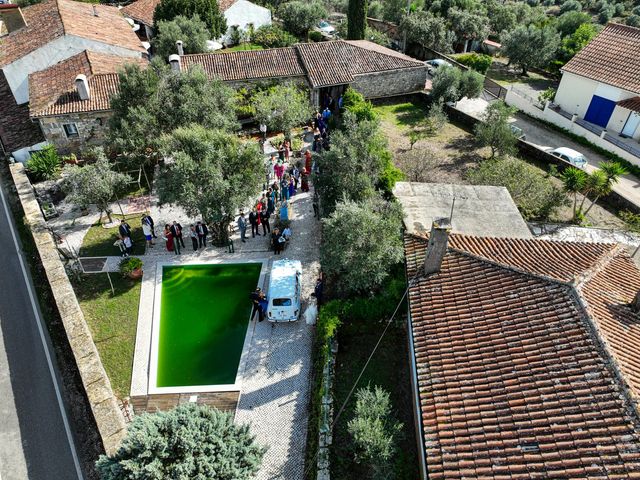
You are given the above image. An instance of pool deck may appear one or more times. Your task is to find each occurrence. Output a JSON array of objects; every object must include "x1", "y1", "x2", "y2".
[{"x1": 127, "y1": 188, "x2": 320, "y2": 480}]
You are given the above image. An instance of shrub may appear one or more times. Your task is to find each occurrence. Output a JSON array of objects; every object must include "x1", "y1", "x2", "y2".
[
  {"x1": 620, "y1": 210, "x2": 640, "y2": 233},
  {"x1": 119, "y1": 257, "x2": 143, "y2": 277},
  {"x1": 26, "y1": 145, "x2": 61, "y2": 181},
  {"x1": 308, "y1": 30, "x2": 324, "y2": 42},
  {"x1": 348, "y1": 385, "x2": 403, "y2": 480},
  {"x1": 559, "y1": 0, "x2": 582, "y2": 13},
  {"x1": 455, "y1": 52, "x2": 492, "y2": 74},
  {"x1": 251, "y1": 25, "x2": 297, "y2": 48},
  {"x1": 627, "y1": 14, "x2": 640, "y2": 27},
  {"x1": 277, "y1": 1, "x2": 327, "y2": 37}
]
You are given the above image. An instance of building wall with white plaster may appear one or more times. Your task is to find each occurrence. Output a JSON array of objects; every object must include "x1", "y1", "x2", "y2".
[{"x1": 221, "y1": 0, "x2": 271, "y2": 45}]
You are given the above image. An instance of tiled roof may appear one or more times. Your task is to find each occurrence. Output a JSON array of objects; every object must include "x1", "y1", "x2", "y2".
[
  {"x1": 0, "y1": 0, "x2": 146, "y2": 68},
  {"x1": 404, "y1": 233, "x2": 640, "y2": 479},
  {"x1": 122, "y1": 0, "x2": 235, "y2": 26},
  {"x1": 121, "y1": 0, "x2": 159, "y2": 27},
  {"x1": 30, "y1": 51, "x2": 147, "y2": 117},
  {"x1": 181, "y1": 47, "x2": 305, "y2": 81},
  {"x1": 562, "y1": 23, "x2": 640, "y2": 95},
  {"x1": 618, "y1": 96, "x2": 640, "y2": 113},
  {"x1": 182, "y1": 40, "x2": 425, "y2": 88}
]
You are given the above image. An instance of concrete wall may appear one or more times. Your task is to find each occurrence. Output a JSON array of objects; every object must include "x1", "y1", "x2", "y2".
[
  {"x1": 37, "y1": 111, "x2": 112, "y2": 155},
  {"x1": 350, "y1": 66, "x2": 427, "y2": 99},
  {"x1": 9, "y1": 163, "x2": 127, "y2": 455},
  {"x1": 222, "y1": 0, "x2": 271, "y2": 45},
  {"x1": 4, "y1": 35, "x2": 144, "y2": 105},
  {"x1": 555, "y1": 71, "x2": 638, "y2": 135}
]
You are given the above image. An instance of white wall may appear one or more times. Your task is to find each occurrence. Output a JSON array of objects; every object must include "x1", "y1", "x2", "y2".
[
  {"x1": 3, "y1": 34, "x2": 144, "y2": 104},
  {"x1": 222, "y1": 0, "x2": 271, "y2": 45}
]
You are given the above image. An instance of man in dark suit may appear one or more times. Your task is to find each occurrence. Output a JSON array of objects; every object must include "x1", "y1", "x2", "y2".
[
  {"x1": 250, "y1": 288, "x2": 265, "y2": 322},
  {"x1": 196, "y1": 221, "x2": 208, "y2": 248},
  {"x1": 118, "y1": 219, "x2": 131, "y2": 239},
  {"x1": 170, "y1": 221, "x2": 185, "y2": 248},
  {"x1": 260, "y1": 210, "x2": 270, "y2": 236},
  {"x1": 248, "y1": 208, "x2": 260, "y2": 238}
]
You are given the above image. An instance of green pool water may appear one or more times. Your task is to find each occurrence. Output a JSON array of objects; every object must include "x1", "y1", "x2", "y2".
[{"x1": 156, "y1": 263, "x2": 261, "y2": 388}]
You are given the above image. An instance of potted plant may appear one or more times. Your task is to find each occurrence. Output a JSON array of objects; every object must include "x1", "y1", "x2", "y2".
[{"x1": 119, "y1": 257, "x2": 143, "y2": 279}]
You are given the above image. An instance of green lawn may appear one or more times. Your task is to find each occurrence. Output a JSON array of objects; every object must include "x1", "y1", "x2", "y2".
[
  {"x1": 373, "y1": 101, "x2": 428, "y2": 131},
  {"x1": 73, "y1": 273, "x2": 142, "y2": 398},
  {"x1": 330, "y1": 313, "x2": 419, "y2": 479},
  {"x1": 79, "y1": 213, "x2": 146, "y2": 257},
  {"x1": 217, "y1": 43, "x2": 264, "y2": 53}
]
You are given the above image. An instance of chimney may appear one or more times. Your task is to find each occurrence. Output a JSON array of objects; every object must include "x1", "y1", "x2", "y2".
[
  {"x1": 423, "y1": 217, "x2": 451, "y2": 275},
  {"x1": 0, "y1": 5, "x2": 27, "y2": 33},
  {"x1": 75, "y1": 74, "x2": 90, "y2": 101},
  {"x1": 632, "y1": 291, "x2": 640, "y2": 313},
  {"x1": 176, "y1": 40, "x2": 184, "y2": 56},
  {"x1": 92, "y1": 5, "x2": 98, "y2": 16},
  {"x1": 168, "y1": 54, "x2": 181, "y2": 72}
]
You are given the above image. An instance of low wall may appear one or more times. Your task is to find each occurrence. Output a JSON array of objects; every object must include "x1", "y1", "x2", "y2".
[{"x1": 9, "y1": 162, "x2": 127, "y2": 455}]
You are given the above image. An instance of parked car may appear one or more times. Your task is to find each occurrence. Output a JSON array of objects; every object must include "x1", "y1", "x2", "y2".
[
  {"x1": 316, "y1": 20, "x2": 335, "y2": 37},
  {"x1": 267, "y1": 259, "x2": 302, "y2": 322},
  {"x1": 425, "y1": 58, "x2": 452, "y2": 75},
  {"x1": 549, "y1": 147, "x2": 588, "y2": 168}
]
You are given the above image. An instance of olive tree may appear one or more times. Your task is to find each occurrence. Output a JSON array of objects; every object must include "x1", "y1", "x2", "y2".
[
  {"x1": 252, "y1": 84, "x2": 312, "y2": 140},
  {"x1": 156, "y1": 125, "x2": 263, "y2": 245},
  {"x1": 96, "y1": 403, "x2": 264, "y2": 480},
  {"x1": 277, "y1": 1, "x2": 327, "y2": 37},
  {"x1": 502, "y1": 24, "x2": 560, "y2": 75},
  {"x1": 321, "y1": 196, "x2": 404, "y2": 295},
  {"x1": 152, "y1": 15, "x2": 209, "y2": 60},
  {"x1": 431, "y1": 66, "x2": 484, "y2": 104},
  {"x1": 154, "y1": 0, "x2": 226, "y2": 38},
  {"x1": 62, "y1": 149, "x2": 130, "y2": 223},
  {"x1": 475, "y1": 101, "x2": 518, "y2": 159},
  {"x1": 400, "y1": 11, "x2": 455, "y2": 53}
]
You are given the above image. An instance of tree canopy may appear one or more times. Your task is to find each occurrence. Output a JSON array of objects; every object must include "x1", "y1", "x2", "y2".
[
  {"x1": 276, "y1": 1, "x2": 327, "y2": 37},
  {"x1": 156, "y1": 125, "x2": 263, "y2": 242},
  {"x1": 152, "y1": 15, "x2": 209, "y2": 60},
  {"x1": 448, "y1": 8, "x2": 489, "y2": 46},
  {"x1": 96, "y1": 403, "x2": 264, "y2": 480},
  {"x1": 321, "y1": 195, "x2": 404, "y2": 295},
  {"x1": 62, "y1": 149, "x2": 130, "y2": 223},
  {"x1": 252, "y1": 84, "x2": 312, "y2": 139},
  {"x1": 109, "y1": 61, "x2": 237, "y2": 166},
  {"x1": 347, "y1": 0, "x2": 367, "y2": 39},
  {"x1": 430, "y1": 66, "x2": 484, "y2": 104},
  {"x1": 474, "y1": 100, "x2": 518, "y2": 159},
  {"x1": 502, "y1": 24, "x2": 560, "y2": 75},
  {"x1": 400, "y1": 11, "x2": 455, "y2": 53},
  {"x1": 154, "y1": 0, "x2": 226, "y2": 38}
]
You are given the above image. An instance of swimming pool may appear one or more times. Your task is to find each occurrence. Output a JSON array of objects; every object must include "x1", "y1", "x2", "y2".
[{"x1": 151, "y1": 263, "x2": 262, "y2": 391}]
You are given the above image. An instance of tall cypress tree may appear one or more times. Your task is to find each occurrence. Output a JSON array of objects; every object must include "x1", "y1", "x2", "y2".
[{"x1": 347, "y1": 0, "x2": 367, "y2": 40}]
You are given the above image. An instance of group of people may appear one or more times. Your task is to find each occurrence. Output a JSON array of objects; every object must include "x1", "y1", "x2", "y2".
[{"x1": 162, "y1": 221, "x2": 209, "y2": 254}]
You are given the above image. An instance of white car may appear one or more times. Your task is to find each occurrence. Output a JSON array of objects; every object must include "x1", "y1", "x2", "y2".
[
  {"x1": 425, "y1": 58, "x2": 452, "y2": 75},
  {"x1": 267, "y1": 259, "x2": 302, "y2": 322},
  {"x1": 549, "y1": 147, "x2": 588, "y2": 168},
  {"x1": 316, "y1": 20, "x2": 335, "y2": 36}
]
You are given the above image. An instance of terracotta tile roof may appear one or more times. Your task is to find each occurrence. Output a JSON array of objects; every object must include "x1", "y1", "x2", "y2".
[
  {"x1": 122, "y1": 0, "x2": 234, "y2": 27},
  {"x1": 182, "y1": 40, "x2": 425, "y2": 87},
  {"x1": 181, "y1": 47, "x2": 306, "y2": 81},
  {"x1": 0, "y1": 0, "x2": 146, "y2": 68},
  {"x1": 404, "y1": 233, "x2": 640, "y2": 479},
  {"x1": 121, "y1": 0, "x2": 159, "y2": 27},
  {"x1": 562, "y1": 23, "x2": 640, "y2": 95},
  {"x1": 30, "y1": 51, "x2": 147, "y2": 117},
  {"x1": 618, "y1": 96, "x2": 640, "y2": 113}
]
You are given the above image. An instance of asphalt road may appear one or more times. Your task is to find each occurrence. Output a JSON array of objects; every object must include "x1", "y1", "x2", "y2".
[{"x1": 0, "y1": 182, "x2": 83, "y2": 480}]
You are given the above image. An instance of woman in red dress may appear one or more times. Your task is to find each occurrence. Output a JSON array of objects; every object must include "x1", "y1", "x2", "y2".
[
  {"x1": 304, "y1": 149, "x2": 312, "y2": 173},
  {"x1": 163, "y1": 224, "x2": 174, "y2": 252}
]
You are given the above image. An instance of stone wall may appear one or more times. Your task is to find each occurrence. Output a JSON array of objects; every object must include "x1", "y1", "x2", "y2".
[
  {"x1": 37, "y1": 111, "x2": 111, "y2": 155},
  {"x1": 0, "y1": 71, "x2": 45, "y2": 152},
  {"x1": 131, "y1": 391, "x2": 240, "y2": 414},
  {"x1": 9, "y1": 163, "x2": 127, "y2": 455},
  {"x1": 350, "y1": 66, "x2": 427, "y2": 99}
]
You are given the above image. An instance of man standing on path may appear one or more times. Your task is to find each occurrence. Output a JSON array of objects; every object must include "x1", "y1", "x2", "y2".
[
  {"x1": 196, "y1": 221, "x2": 208, "y2": 248},
  {"x1": 238, "y1": 213, "x2": 247, "y2": 243},
  {"x1": 170, "y1": 221, "x2": 185, "y2": 249},
  {"x1": 314, "y1": 277, "x2": 324, "y2": 306},
  {"x1": 189, "y1": 224, "x2": 198, "y2": 251},
  {"x1": 249, "y1": 208, "x2": 260, "y2": 238},
  {"x1": 118, "y1": 219, "x2": 132, "y2": 239},
  {"x1": 260, "y1": 209, "x2": 270, "y2": 236},
  {"x1": 250, "y1": 288, "x2": 265, "y2": 322}
]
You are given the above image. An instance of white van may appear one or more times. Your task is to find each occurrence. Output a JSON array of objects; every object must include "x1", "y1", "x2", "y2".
[{"x1": 267, "y1": 259, "x2": 302, "y2": 322}]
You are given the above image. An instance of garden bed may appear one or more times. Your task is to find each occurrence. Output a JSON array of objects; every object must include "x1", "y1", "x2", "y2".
[{"x1": 79, "y1": 213, "x2": 146, "y2": 257}]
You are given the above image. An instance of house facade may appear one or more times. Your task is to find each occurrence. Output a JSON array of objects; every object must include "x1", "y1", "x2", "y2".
[
  {"x1": 0, "y1": 0, "x2": 147, "y2": 158},
  {"x1": 177, "y1": 40, "x2": 427, "y2": 106},
  {"x1": 121, "y1": 0, "x2": 271, "y2": 47},
  {"x1": 555, "y1": 23, "x2": 640, "y2": 142}
]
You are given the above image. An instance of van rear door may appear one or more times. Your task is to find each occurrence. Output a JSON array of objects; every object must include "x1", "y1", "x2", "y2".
[{"x1": 269, "y1": 297, "x2": 294, "y2": 321}]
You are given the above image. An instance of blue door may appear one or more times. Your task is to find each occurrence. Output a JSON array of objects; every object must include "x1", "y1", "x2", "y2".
[{"x1": 584, "y1": 95, "x2": 616, "y2": 127}]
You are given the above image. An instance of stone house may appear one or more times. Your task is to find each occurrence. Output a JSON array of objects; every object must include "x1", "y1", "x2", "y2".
[
  {"x1": 555, "y1": 23, "x2": 640, "y2": 143},
  {"x1": 29, "y1": 51, "x2": 147, "y2": 154},
  {"x1": 176, "y1": 40, "x2": 427, "y2": 106},
  {"x1": 121, "y1": 0, "x2": 271, "y2": 47},
  {"x1": 0, "y1": 0, "x2": 147, "y2": 159}
]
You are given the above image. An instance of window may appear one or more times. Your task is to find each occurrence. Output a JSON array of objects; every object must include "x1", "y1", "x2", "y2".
[
  {"x1": 63, "y1": 123, "x2": 79, "y2": 138},
  {"x1": 273, "y1": 298, "x2": 292, "y2": 306}
]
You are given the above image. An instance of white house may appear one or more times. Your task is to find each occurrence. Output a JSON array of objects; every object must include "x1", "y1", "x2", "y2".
[
  {"x1": 121, "y1": 0, "x2": 271, "y2": 47},
  {"x1": 555, "y1": 23, "x2": 640, "y2": 142}
]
